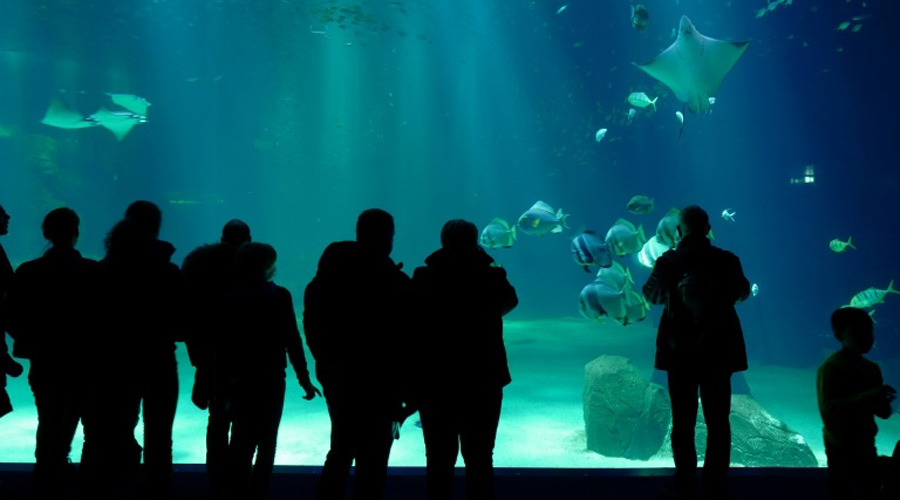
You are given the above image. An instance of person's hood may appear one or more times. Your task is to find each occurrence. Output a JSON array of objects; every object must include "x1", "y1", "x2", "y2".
[{"x1": 424, "y1": 246, "x2": 495, "y2": 270}]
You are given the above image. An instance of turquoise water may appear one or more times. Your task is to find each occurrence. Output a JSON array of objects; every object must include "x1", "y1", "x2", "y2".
[{"x1": 1, "y1": 0, "x2": 899, "y2": 467}]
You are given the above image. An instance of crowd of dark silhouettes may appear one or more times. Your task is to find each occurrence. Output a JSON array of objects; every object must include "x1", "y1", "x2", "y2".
[{"x1": 0, "y1": 202, "x2": 897, "y2": 500}]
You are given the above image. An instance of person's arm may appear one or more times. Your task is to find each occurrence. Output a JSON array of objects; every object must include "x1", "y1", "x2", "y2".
[
  {"x1": 729, "y1": 254, "x2": 751, "y2": 305},
  {"x1": 874, "y1": 368, "x2": 895, "y2": 420},
  {"x1": 819, "y1": 361, "x2": 890, "y2": 420},
  {"x1": 491, "y1": 268, "x2": 518, "y2": 316},
  {"x1": 283, "y1": 289, "x2": 320, "y2": 400},
  {"x1": 642, "y1": 253, "x2": 671, "y2": 305}
]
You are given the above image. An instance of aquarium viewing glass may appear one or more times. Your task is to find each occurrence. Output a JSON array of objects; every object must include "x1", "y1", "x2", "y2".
[{"x1": 1, "y1": 0, "x2": 898, "y2": 468}]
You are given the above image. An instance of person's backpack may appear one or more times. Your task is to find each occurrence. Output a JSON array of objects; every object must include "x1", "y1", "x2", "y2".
[{"x1": 677, "y1": 269, "x2": 715, "y2": 319}]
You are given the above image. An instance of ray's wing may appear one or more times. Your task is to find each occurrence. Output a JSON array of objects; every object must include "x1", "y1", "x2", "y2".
[
  {"x1": 90, "y1": 107, "x2": 140, "y2": 141},
  {"x1": 107, "y1": 93, "x2": 149, "y2": 116},
  {"x1": 698, "y1": 36, "x2": 750, "y2": 97},
  {"x1": 40, "y1": 99, "x2": 98, "y2": 129},
  {"x1": 633, "y1": 42, "x2": 692, "y2": 104}
]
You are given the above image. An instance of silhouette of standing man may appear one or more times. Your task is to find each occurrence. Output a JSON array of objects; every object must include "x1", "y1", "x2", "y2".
[
  {"x1": 411, "y1": 219, "x2": 518, "y2": 500},
  {"x1": 642, "y1": 205, "x2": 750, "y2": 500},
  {"x1": 304, "y1": 209, "x2": 411, "y2": 500}
]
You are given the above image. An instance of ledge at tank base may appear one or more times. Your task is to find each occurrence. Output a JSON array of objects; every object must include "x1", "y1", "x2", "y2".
[{"x1": 0, "y1": 464, "x2": 829, "y2": 500}]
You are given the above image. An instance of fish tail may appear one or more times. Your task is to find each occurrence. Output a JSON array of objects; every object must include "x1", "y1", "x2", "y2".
[
  {"x1": 511, "y1": 225, "x2": 517, "y2": 241},
  {"x1": 847, "y1": 237, "x2": 856, "y2": 249},
  {"x1": 651, "y1": 97, "x2": 657, "y2": 112},
  {"x1": 637, "y1": 224, "x2": 647, "y2": 244},
  {"x1": 558, "y1": 210, "x2": 570, "y2": 229},
  {"x1": 888, "y1": 279, "x2": 899, "y2": 294}
]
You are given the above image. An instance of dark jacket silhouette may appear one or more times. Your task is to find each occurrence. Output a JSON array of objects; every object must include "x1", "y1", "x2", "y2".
[
  {"x1": 5, "y1": 245, "x2": 98, "y2": 498},
  {"x1": 643, "y1": 233, "x2": 750, "y2": 373},
  {"x1": 411, "y1": 244, "x2": 517, "y2": 500},
  {"x1": 412, "y1": 247, "x2": 517, "y2": 390},
  {"x1": 642, "y1": 231, "x2": 750, "y2": 500},
  {"x1": 303, "y1": 239, "x2": 411, "y2": 500}
]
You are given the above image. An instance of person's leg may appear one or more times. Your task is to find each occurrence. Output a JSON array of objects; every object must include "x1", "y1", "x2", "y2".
[
  {"x1": 317, "y1": 392, "x2": 356, "y2": 500},
  {"x1": 668, "y1": 370, "x2": 700, "y2": 499},
  {"x1": 421, "y1": 400, "x2": 460, "y2": 500},
  {"x1": 250, "y1": 379, "x2": 286, "y2": 500},
  {"x1": 825, "y1": 444, "x2": 853, "y2": 500},
  {"x1": 31, "y1": 366, "x2": 69, "y2": 499},
  {"x1": 142, "y1": 358, "x2": 179, "y2": 499},
  {"x1": 699, "y1": 373, "x2": 732, "y2": 500},
  {"x1": 459, "y1": 388, "x2": 502, "y2": 500},
  {"x1": 227, "y1": 384, "x2": 259, "y2": 500},
  {"x1": 207, "y1": 396, "x2": 233, "y2": 499},
  {"x1": 352, "y1": 402, "x2": 394, "y2": 500}
]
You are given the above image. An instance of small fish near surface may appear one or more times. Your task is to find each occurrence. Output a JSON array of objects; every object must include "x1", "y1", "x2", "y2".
[
  {"x1": 631, "y1": 4, "x2": 649, "y2": 33},
  {"x1": 480, "y1": 218, "x2": 517, "y2": 249},
  {"x1": 595, "y1": 128, "x2": 608, "y2": 143},
  {"x1": 571, "y1": 231, "x2": 613, "y2": 272},
  {"x1": 721, "y1": 209, "x2": 736, "y2": 222},
  {"x1": 627, "y1": 92, "x2": 657, "y2": 112},
  {"x1": 829, "y1": 237, "x2": 856, "y2": 253},
  {"x1": 605, "y1": 218, "x2": 647, "y2": 257},
  {"x1": 627, "y1": 195, "x2": 654, "y2": 215},
  {"x1": 845, "y1": 280, "x2": 900, "y2": 309},
  {"x1": 517, "y1": 201, "x2": 570, "y2": 236},
  {"x1": 626, "y1": 108, "x2": 637, "y2": 125}
]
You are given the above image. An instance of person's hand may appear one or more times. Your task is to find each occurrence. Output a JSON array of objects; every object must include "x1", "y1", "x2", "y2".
[
  {"x1": 301, "y1": 380, "x2": 322, "y2": 401},
  {"x1": 883, "y1": 385, "x2": 897, "y2": 402},
  {"x1": 191, "y1": 369, "x2": 211, "y2": 410}
]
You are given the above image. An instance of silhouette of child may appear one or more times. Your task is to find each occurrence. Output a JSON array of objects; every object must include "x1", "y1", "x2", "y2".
[{"x1": 817, "y1": 307, "x2": 896, "y2": 500}]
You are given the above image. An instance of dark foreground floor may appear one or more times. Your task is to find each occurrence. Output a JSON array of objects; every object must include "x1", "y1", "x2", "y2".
[{"x1": 0, "y1": 464, "x2": 827, "y2": 500}]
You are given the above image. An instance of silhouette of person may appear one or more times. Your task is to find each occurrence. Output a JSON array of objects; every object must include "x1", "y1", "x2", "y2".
[
  {"x1": 817, "y1": 307, "x2": 896, "y2": 500},
  {"x1": 304, "y1": 208, "x2": 412, "y2": 500},
  {"x1": 5, "y1": 208, "x2": 97, "y2": 499},
  {"x1": 1, "y1": 204, "x2": 24, "y2": 419},
  {"x1": 642, "y1": 205, "x2": 750, "y2": 500},
  {"x1": 410, "y1": 219, "x2": 518, "y2": 500},
  {"x1": 81, "y1": 200, "x2": 185, "y2": 500},
  {"x1": 218, "y1": 242, "x2": 320, "y2": 500},
  {"x1": 182, "y1": 219, "x2": 251, "y2": 499}
]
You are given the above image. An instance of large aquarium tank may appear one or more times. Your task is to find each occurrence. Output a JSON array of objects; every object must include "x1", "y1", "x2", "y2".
[{"x1": 1, "y1": 0, "x2": 898, "y2": 469}]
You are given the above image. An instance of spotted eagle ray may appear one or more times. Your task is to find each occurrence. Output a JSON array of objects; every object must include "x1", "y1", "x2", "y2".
[
  {"x1": 41, "y1": 95, "x2": 148, "y2": 141},
  {"x1": 634, "y1": 16, "x2": 749, "y2": 113}
]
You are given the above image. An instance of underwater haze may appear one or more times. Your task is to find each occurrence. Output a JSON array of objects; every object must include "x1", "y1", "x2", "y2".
[{"x1": 1, "y1": 0, "x2": 899, "y2": 468}]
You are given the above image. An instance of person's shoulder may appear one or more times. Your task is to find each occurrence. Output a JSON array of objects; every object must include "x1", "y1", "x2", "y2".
[{"x1": 274, "y1": 284, "x2": 293, "y2": 301}]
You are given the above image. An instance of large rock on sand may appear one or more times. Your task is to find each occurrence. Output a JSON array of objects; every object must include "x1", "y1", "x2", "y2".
[
  {"x1": 583, "y1": 356, "x2": 671, "y2": 460},
  {"x1": 692, "y1": 394, "x2": 819, "y2": 467}
]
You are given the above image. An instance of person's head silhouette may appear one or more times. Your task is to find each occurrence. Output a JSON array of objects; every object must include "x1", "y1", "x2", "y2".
[
  {"x1": 440, "y1": 219, "x2": 478, "y2": 251},
  {"x1": 42, "y1": 207, "x2": 80, "y2": 248},
  {"x1": 677, "y1": 205, "x2": 710, "y2": 239},
  {"x1": 831, "y1": 307, "x2": 875, "y2": 354},
  {"x1": 235, "y1": 242, "x2": 277, "y2": 283},
  {"x1": 221, "y1": 219, "x2": 251, "y2": 247},
  {"x1": 356, "y1": 209, "x2": 394, "y2": 257},
  {"x1": 125, "y1": 200, "x2": 162, "y2": 239}
]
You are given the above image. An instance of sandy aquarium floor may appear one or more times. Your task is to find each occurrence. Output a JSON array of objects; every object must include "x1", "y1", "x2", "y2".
[{"x1": 2, "y1": 319, "x2": 899, "y2": 467}]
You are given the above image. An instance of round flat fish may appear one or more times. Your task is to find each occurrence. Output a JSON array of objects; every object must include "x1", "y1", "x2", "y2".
[{"x1": 571, "y1": 231, "x2": 613, "y2": 271}]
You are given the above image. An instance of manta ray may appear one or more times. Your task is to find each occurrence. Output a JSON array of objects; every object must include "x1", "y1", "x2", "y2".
[
  {"x1": 41, "y1": 96, "x2": 148, "y2": 141},
  {"x1": 634, "y1": 16, "x2": 749, "y2": 113}
]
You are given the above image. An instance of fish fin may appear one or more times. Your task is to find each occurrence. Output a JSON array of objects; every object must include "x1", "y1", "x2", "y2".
[
  {"x1": 651, "y1": 96, "x2": 657, "y2": 112},
  {"x1": 583, "y1": 265, "x2": 591, "y2": 273},
  {"x1": 558, "y1": 211, "x2": 570, "y2": 229},
  {"x1": 531, "y1": 200, "x2": 554, "y2": 213},
  {"x1": 491, "y1": 217, "x2": 509, "y2": 229},
  {"x1": 847, "y1": 237, "x2": 856, "y2": 249},
  {"x1": 511, "y1": 225, "x2": 517, "y2": 241},
  {"x1": 614, "y1": 218, "x2": 636, "y2": 231},
  {"x1": 40, "y1": 99, "x2": 97, "y2": 130},
  {"x1": 707, "y1": 228, "x2": 715, "y2": 240},
  {"x1": 625, "y1": 267, "x2": 634, "y2": 285},
  {"x1": 551, "y1": 225, "x2": 563, "y2": 234},
  {"x1": 637, "y1": 224, "x2": 647, "y2": 244},
  {"x1": 869, "y1": 309, "x2": 877, "y2": 324}
]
